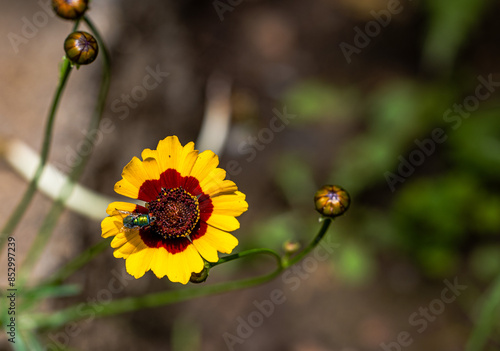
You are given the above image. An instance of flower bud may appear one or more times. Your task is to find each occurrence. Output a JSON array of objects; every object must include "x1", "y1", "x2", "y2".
[
  {"x1": 190, "y1": 265, "x2": 210, "y2": 284},
  {"x1": 64, "y1": 31, "x2": 98, "y2": 65},
  {"x1": 52, "y1": 0, "x2": 89, "y2": 20},
  {"x1": 314, "y1": 185, "x2": 350, "y2": 218},
  {"x1": 283, "y1": 240, "x2": 301, "y2": 255}
]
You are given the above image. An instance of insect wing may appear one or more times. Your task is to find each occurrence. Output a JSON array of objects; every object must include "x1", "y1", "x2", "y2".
[{"x1": 110, "y1": 209, "x2": 140, "y2": 233}]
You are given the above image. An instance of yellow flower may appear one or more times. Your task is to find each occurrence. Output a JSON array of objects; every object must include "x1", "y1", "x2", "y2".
[{"x1": 101, "y1": 136, "x2": 248, "y2": 284}]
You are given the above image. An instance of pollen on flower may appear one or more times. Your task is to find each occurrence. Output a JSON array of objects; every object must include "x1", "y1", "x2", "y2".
[{"x1": 148, "y1": 187, "x2": 201, "y2": 239}]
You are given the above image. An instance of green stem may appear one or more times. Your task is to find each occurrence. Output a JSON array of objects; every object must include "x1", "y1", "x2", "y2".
[
  {"x1": 0, "y1": 59, "x2": 73, "y2": 251},
  {"x1": 0, "y1": 20, "x2": 82, "y2": 251},
  {"x1": 18, "y1": 16, "x2": 111, "y2": 286},
  {"x1": 0, "y1": 10, "x2": 81, "y2": 253},
  {"x1": 29, "y1": 266, "x2": 281, "y2": 330},
  {"x1": 27, "y1": 217, "x2": 335, "y2": 330},
  {"x1": 72, "y1": 19, "x2": 80, "y2": 32},
  {"x1": 31, "y1": 245, "x2": 281, "y2": 325},
  {"x1": 466, "y1": 274, "x2": 500, "y2": 351},
  {"x1": 284, "y1": 218, "x2": 332, "y2": 268},
  {"x1": 42, "y1": 239, "x2": 111, "y2": 286},
  {"x1": 210, "y1": 248, "x2": 283, "y2": 268},
  {"x1": 83, "y1": 16, "x2": 111, "y2": 130}
]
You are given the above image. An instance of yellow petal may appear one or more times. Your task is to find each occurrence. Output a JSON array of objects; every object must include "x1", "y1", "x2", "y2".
[
  {"x1": 206, "y1": 214, "x2": 240, "y2": 232},
  {"x1": 197, "y1": 167, "x2": 240, "y2": 197},
  {"x1": 119, "y1": 157, "x2": 161, "y2": 201},
  {"x1": 179, "y1": 150, "x2": 198, "y2": 176},
  {"x1": 156, "y1": 136, "x2": 183, "y2": 171},
  {"x1": 110, "y1": 233, "x2": 129, "y2": 248},
  {"x1": 189, "y1": 150, "x2": 219, "y2": 183},
  {"x1": 176, "y1": 141, "x2": 198, "y2": 176},
  {"x1": 113, "y1": 231, "x2": 146, "y2": 259},
  {"x1": 125, "y1": 247, "x2": 155, "y2": 278},
  {"x1": 165, "y1": 245, "x2": 204, "y2": 284},
  {"x1": 203, "y1": 225, "x2": 239, "y2": 254},
  {"x1": 142, "y1": 157, "x2": 161, "y2": 180},
  {"x1": 192, "y1": 236, "x2": 219, "y2": 262},
  {"x1": 141, "y1": 148, "x2": 158, "y2": 160},
  {"x1": 121, "y1": 157, "x2": 149, "y2": 188},
  {"x1": 105, "y1": 201, "x2": 137, "y2": 215},
  {"x1": 201, "y1": 177, "x2": 238, "y2": 198},
  {"x1": 201, "y1": 168, "x2": 226, "y2": 184},
  {"x1": 210, "y1": 191, "x2": 248, "y2": 217},
  {"x1": 101, "y1": 216, "x2": 122, "y2": 238},
  {"x1": 114, "y1": 178, "x2": 139, "y2": 199},
  {"x1": 150, "y1": 248, "x2": 170, "y2": 278}
]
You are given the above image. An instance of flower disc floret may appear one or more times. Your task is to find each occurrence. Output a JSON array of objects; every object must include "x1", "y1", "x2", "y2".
[{"x1": 149, "y1": 187, "x2": 200, "y2": 239}]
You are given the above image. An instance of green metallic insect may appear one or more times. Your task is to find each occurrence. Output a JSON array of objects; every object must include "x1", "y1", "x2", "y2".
[{"x1": 114, "y1": 210, "x2": 156, "y2": 231}]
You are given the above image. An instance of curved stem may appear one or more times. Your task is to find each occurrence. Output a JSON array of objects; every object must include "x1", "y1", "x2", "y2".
[
  {"x1": 27, "y1": 267, "x2": 282, "y2": 331},
  {"x1": 18, "y1": 16, "x2": 111, "y2": 286},
  {"x1": 0, "y1": 6, "x2": 82, "y2": 252},
  {"x1": 210, "y1": 248, "x2": 283, "y2": 269},
  {"x1": 26, "y1": 217, "x2": 335, "y2": 331},
  {"x1": 284, "y1": 218, "x2": 332, "y2": 268},
  {"x1": 0, "y1": 59, "x2": 73, "y2": 250},
  {"x1": 0, "y1": 19, "x2": 82, "y2": 251},
  {"x1": 72, "y1": 19, "x2": 80, "y2": 32}
]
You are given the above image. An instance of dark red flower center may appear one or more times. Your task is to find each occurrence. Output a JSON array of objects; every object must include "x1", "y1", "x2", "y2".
[{"x1": 147, "y1": 187, "x2": 200, "y2": 239}]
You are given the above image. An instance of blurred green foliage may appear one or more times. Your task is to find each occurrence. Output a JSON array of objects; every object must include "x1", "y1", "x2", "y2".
[
  {"x1": 233, "y1": 1, "x2": 500, "y2": 346},
  {"x1": 281, "y1": 74, "x2": 500, "y2": 283},
  {"x1": 421, "y1": 0, "x2": 493, "y2": 74},
  {"x1": 250, "y1": 0, "x2": 500, "y2": 290}
]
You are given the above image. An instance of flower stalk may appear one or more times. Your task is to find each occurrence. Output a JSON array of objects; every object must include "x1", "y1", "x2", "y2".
[
  {"x1": 0, "y1": 20, "x2": 81, "y2": 251},
  {"x1": 18, "y1": 15, "x2": 111, "y2": 287},
  {"x1": 0, "y1": 58, "x2": 73, "y2": 251},
  {"x1": 25, "y1": 217, "x2": 334, "y2": 331}
]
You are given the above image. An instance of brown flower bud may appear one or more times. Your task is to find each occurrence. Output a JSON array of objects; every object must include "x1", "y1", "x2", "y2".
[
  {"x1": 314, "y1": 185, "x2": 350, "y2": 218},
  {"x1": 52, "y1": 0, "x2": 89, "y2": 20},
  {"x1": 64, "y1": 31, "x2": 98, "y2": 65},
  {"x1": 189, "y1": 266, "x2": 210, "y2": 284},
  {"x1": 283, "y1": 240, "x2": 301, "y2": 255}
]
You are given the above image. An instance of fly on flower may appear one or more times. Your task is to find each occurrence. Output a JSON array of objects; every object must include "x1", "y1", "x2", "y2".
[
  {"x1": 101, "y1": 136, "x2": 248, "y2": 284},
  {"x1": 111, "y1": 209, "x2": 156, "y2": 231}
]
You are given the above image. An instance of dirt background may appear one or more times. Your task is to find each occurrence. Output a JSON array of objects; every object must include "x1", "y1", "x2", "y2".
[{"x1": 1, "y1": 0, "x2": 499, "y2": 350}]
